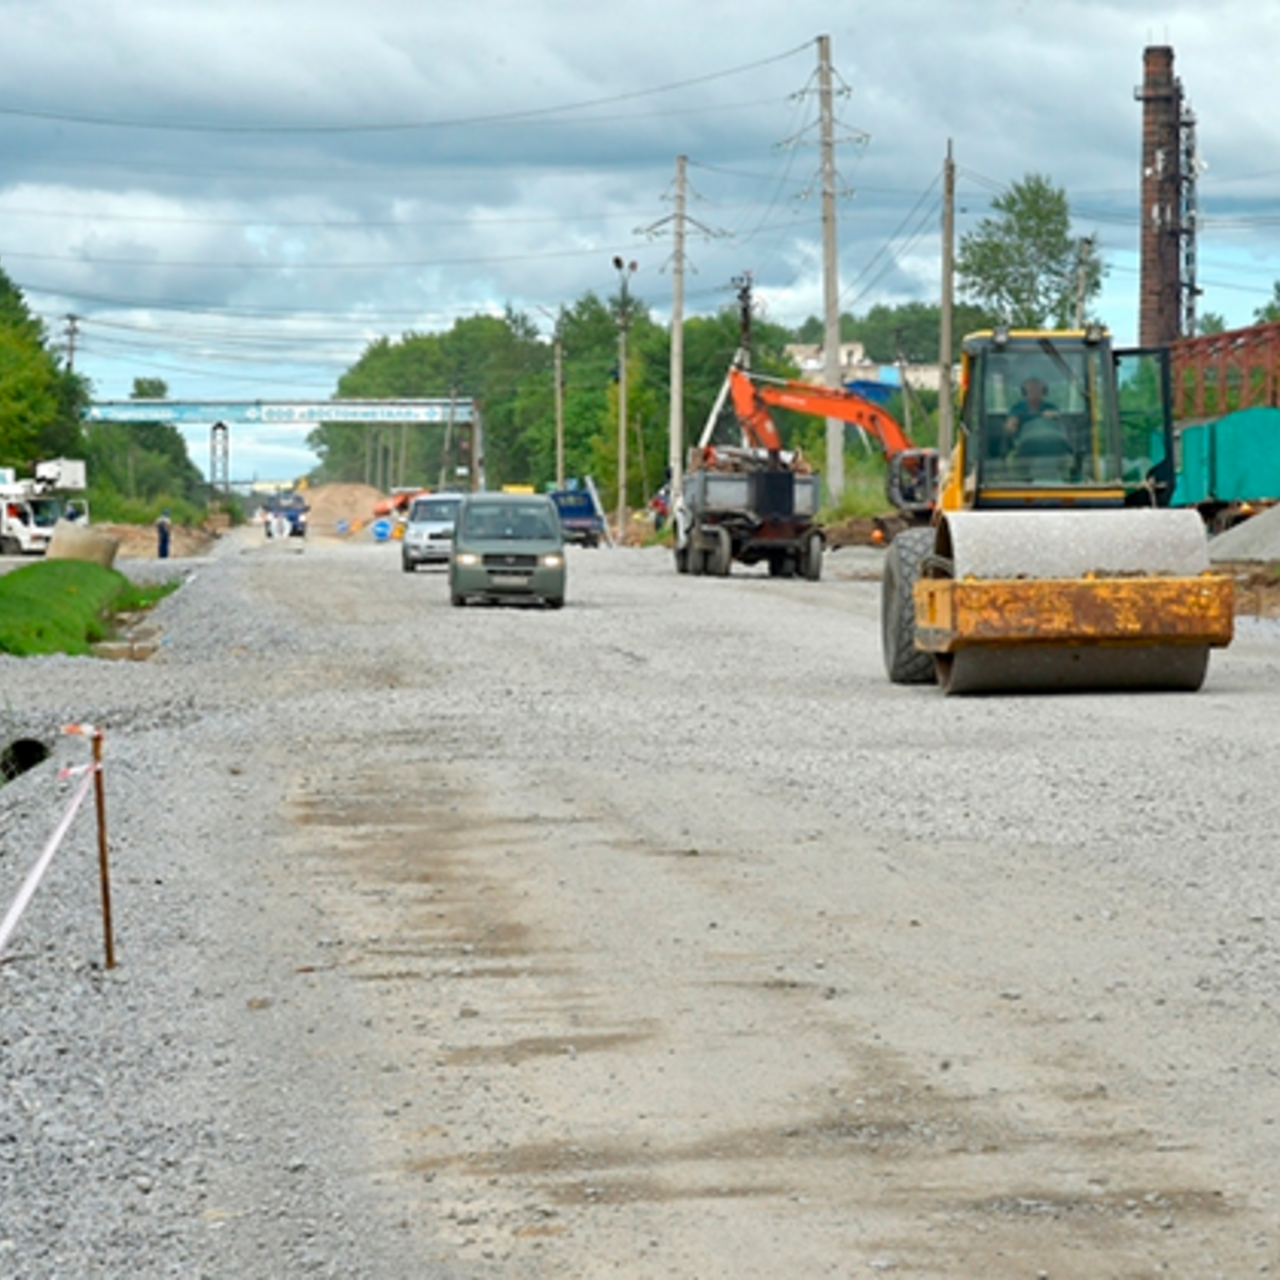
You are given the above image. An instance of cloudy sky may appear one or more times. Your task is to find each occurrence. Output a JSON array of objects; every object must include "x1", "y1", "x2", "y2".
[{"x1": 2, "y1": 0, "x2": 1277, "y2": 479}]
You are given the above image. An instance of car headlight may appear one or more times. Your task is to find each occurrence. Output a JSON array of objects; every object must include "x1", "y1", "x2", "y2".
[
  {"x1": 454, "y1": 551, "x2": 481, "y2": 567},
  {"x1": 540, "y1": 553, "x2": 565, "y2": 569}
]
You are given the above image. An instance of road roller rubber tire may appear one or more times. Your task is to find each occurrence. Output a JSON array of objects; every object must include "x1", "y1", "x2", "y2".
[{"x1": 882, "y1": 526, "x2": 936, "y2": 685}]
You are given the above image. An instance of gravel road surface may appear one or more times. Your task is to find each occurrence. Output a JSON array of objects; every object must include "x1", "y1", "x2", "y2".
[{"x1": 2, "y1": 528, "x2": 1279, "y2": 1278}]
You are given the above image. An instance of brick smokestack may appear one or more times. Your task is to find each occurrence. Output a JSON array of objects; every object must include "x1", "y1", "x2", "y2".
[{"x1": 1137, "y1": 46, "x2": 1183, "y2": 346}]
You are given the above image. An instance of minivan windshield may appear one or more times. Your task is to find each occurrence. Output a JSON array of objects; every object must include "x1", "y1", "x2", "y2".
[
  {"x1": 409, "y1": 498, "x2": 461, "y2": 523},
  {"x1": 460, "y1": 502, "x2": 559, "y2": 541}
]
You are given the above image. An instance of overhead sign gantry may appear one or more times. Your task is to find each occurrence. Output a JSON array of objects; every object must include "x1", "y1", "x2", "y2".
[{"x1": 86, "y1": 397, "x2": 483, "y2": 493}]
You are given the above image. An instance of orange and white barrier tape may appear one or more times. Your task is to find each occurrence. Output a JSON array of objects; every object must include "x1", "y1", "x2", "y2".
[{"x1": 0, "y1": 767, "x2": 97, "y2": 959}]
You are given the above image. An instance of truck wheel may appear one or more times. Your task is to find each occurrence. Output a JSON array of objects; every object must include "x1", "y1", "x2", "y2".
[
  {"x1": 710, "y1": 527, "x2": 732, "y2": 577},
  {"x1": 802, "y1": 531, "x2": 823, "y2": 581},
  {"x1": 0, "y1": 536, "x2": 19, "y2": 557},
  {"x1": 881, "y1": 527, "x2": 937, "y2": 684},
  {"x1": 674, "y1": 544, "x2": 689, "y2": 574},
  {"x1": 687, "y1": 540, "x2": 707, "y2": 576}
]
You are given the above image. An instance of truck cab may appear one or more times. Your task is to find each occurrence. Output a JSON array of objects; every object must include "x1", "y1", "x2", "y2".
[
  {"x1": 549, "y1": 489, "x2": 605, "y2": 548},
  {"x1": 0, "y1": 459, "x2": 88, "y2": 555}
]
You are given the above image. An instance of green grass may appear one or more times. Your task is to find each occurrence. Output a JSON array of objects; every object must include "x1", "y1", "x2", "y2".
[
  {"x1": 0, "y1": 561, "x2": 178, "y2": 657},
  {"x1": 817, "y1": 453, "x2": 895, "y2": 524}
]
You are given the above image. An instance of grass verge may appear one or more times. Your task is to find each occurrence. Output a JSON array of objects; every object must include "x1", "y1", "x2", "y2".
[{"x1": 0, "y1": 561, "x2": 178, "y2": 657}]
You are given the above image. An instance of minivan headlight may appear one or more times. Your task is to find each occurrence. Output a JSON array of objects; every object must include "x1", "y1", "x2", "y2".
[
  {"x1": 540, "y1": 552, "x2": 565, "y2": 569},
  {"x1": 455, "y1": 551, "x2": 481, "y2": 567}
]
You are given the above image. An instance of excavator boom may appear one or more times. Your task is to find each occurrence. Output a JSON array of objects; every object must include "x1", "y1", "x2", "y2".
[{"x1": 727, "y1": 367, "x2": 917, "y2": 457}]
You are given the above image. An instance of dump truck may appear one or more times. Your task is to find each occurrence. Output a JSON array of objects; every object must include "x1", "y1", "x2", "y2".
[
  {"x1": 881, "y1": 327, "x2": 1234, "y2": 694},
  {"x1": 674, "y1": 363, "x2": 833, "y2": 579}
]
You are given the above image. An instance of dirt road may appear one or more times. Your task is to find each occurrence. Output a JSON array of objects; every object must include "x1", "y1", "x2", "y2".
[
  {"x1": 11, "y1": 528, "x2": 1278, "y2": 1278},
  {"x1": 149, "y1": 529, "x2": 1270, "y2": 1279}
]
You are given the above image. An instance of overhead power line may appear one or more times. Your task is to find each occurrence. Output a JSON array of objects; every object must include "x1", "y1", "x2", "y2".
[{"x1": 0, "y1": 43, "x2": 815, "y2": 135}]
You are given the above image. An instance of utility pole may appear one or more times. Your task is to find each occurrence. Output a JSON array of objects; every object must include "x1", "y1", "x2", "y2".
[
  {"x1": 1074, "y1": 235, "x2": 1095, "y2": 328},
  {"x1": 735, "y1": 273, "x2": 754, "y2": 364},
  {"x1": 439, "y1": 388, "x2": 458, "y2": 492},
  {"x1": 553, "y1": 330, "x2": 565, "y2": 490},
  {"x1": 938, "y1": 141, "x2": 955, "y2": 463},
  {"x1": 637, "y1": 154, "x2": 721, "y2": 514},
  {"x1": 817, "y1": 34, "x2": 844, "y2": 502},
  {"x1": 668, "y1": 155, "x2": 687, "y2": 511},
  {"x1": 894, "y1": 329, "x2": 912, "y2": 438},
  {"x1": 64, "y1": 314, "x2": 79, "y2": 371},
  {"x1": 612, "y1": 256, "x2": 637, "y2": 545},
  {"x1": 537, "y1": 307, "x2": 566, "y2": 489}
]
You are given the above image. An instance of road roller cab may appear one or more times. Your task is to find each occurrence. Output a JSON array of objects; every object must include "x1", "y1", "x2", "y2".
[
  {"x1": 882, "y1": 327, "x2": 1235, "y2": 693},
  {"x1": 945, "y1": 325, "x2": 1174, "y2": 511}
]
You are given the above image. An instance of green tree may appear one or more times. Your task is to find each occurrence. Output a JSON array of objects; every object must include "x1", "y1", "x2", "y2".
[
  {"x1": 315, "y1": 310, "x2": 551, "y2": 491},
  {"x1": 84, "y1": 419, "x2": 204, "y2": 504},
  {"x1": 846, "y1": 300, "x2": 1000, "y2": 363},
  {"x1": 1196, "y1": 312, "x2": 1228, "y2": 336},
  {"x1": 0, "y1": 265, "x2": 88, "y2": 469},
  {"x1": 1252, "y1": 282, "x2": 1280, "y2": 324},
  {"x1": 795, "y1": 312, "x2": 862, "y2": 346},
  {"x1": 131, "y1": 377, "x2": 169, "y2": 399},
  {"x1": 956, "y1": 173, "x2": 1103, "y2": 328}
]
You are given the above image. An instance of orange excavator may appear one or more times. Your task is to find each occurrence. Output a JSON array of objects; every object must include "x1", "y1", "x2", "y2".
[{"x1": 722, "y1": 366, "x2": 939, "y2": 517}]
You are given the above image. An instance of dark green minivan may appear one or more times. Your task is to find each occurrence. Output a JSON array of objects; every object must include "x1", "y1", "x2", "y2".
[{"x1": 448, "y1": 492, "x2": 567, "y2": 608}]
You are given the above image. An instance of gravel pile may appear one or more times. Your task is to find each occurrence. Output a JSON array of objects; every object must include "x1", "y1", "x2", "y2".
[{"x1": 1209, "y1": 499, "x2": 1280, "y2": 561}]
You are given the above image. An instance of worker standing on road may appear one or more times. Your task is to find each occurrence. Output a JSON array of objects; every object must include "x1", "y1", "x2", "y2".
[{"x1": 156, "y1": 509, "x2": 172, "y2": 559}]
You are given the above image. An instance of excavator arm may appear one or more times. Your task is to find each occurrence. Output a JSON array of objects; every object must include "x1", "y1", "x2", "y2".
[{"x1": 727, "y1": 366, "x2": 917, "y2": 458}]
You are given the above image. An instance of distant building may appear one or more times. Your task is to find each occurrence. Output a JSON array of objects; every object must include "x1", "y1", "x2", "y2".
[{"x1": 784, "y1": 343, "x2": 943, "y2": 395}]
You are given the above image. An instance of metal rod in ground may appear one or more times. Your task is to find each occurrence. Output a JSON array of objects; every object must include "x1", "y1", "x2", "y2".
[{"x1": 91, "y1": 732, "x2": 114, "y2": 970}]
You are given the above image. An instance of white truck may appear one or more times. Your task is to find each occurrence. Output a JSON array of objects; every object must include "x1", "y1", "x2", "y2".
[{"x1": 0, "y1": 459, "x2": 88, "y2": 556}]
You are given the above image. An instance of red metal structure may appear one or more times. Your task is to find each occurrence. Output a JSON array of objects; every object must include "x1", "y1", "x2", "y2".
[{"x1": 1171, "y1": 321, "x2": 1280, "y2": 422}]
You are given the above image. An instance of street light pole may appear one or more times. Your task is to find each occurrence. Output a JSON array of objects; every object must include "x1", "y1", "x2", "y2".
[
  {"x1": 537, "y1": 306, "x2": 566, "y2": 490},
  {"x1": 613, "y1": 256, "x2": 637, "y2": 545}
]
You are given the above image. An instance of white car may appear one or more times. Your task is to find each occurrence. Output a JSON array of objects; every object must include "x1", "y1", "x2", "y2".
[{"x1": 401, "y1": 494, "x2": 463, "y2": 571}]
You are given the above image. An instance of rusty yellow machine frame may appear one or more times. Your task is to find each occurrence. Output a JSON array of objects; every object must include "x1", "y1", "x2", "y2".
[{"x1": 916, "y1": 573, "x2": 1234, "y2": 652}]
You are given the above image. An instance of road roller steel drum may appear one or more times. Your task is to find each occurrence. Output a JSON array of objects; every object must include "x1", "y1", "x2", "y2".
[{"x1": 912, "y1": 509, "x2": 1234, "y2": 694}]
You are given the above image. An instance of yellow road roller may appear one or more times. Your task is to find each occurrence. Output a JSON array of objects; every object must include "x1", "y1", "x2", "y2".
[{"x1": 881, "y1": 327, "x2": 1234, "y2": 694}]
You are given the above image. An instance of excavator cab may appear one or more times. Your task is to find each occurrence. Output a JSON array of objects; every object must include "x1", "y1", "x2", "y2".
[{"x1": 882, "y1": 327, "x2": 1234, "y2": 694}]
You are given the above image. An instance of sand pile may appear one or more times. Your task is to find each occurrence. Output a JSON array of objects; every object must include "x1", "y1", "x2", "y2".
[
  {"x1": 301, "y1": 483, "x2": 387, "y2": 536},
  {"x1": 97, "y1": 522, "x2": 216, "y2": 560}
]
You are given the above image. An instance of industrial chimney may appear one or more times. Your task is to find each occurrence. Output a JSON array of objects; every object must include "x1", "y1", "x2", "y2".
[{"x1": 1136, "y1": 46, "x2": 1194, "y2": 344}]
